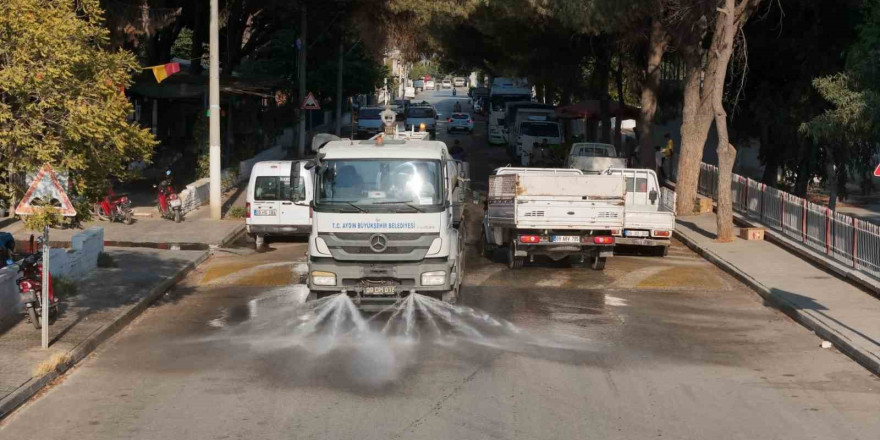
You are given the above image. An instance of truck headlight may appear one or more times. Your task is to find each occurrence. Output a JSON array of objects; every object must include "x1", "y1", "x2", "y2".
[
  {"x1": 311, "y1": 271, "x2": 336, "y2": 286},
  {"x1": 421, "y1": 271, "x2": 446, "y2": 286}
]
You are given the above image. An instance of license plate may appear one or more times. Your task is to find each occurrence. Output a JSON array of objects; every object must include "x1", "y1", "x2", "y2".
[
  {"x1": 169, "y1": 199, "x2": 182, "y2": 207},
  {"x1": 625, "y1": 230, "x2": 649, "y2": 237},
  {"x1": 255, "y1": 209, "x2": 276, "y2": 216},
  {"x1": 552, "y1": 236, "x2": 580, "y2": 243},
  {"x1": 363, "y1": 285, "x2": 396, "y2": 295}
]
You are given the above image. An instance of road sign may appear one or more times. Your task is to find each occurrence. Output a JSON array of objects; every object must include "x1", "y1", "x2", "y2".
[
  {"x1": 874, "y1": 163, "x2": 880, "y2": 177},
  {"x1": 300, "y1": 92, "x2": 321, "y2": 110},
  {"x1": 15, "y1": 163, "x2": 77, "y2": 217}
]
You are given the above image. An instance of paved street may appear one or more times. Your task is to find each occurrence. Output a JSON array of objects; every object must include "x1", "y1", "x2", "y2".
[{"x1": 1, "y1": 90, "x2": 879, "y2": 440}]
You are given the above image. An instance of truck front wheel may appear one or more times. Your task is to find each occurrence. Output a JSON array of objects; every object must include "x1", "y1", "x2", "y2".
[
  {"x1": 590, "y1": 256, "x2": 607, "y2": 271},
  {"x1": 480, "y1": 229, "x2": 493, "y2": 258}
]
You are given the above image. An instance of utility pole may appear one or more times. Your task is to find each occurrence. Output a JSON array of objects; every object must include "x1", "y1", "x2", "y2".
[
  {"x1": 297, "y1": 3, "x2": 308, "y2": 157},
  {"x1": 209, "y1": 0, "x2": 221, "y2": 219},
  {"x1": 335, "y1": 38, "x2": 344, "y2": 136}
]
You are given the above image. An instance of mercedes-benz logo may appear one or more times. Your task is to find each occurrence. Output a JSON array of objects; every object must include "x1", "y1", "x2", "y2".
[{"x1": 369, "y1": 234, "x2": 388, "y2": 253}]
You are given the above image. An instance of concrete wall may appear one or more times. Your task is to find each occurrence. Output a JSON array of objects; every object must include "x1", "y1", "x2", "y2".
[
  {"x1": 0, "y1": 266, "x2": 19, "y2": 324},
  {"x1": 238, "y1": 145, "x2": 285, "y2": 183},
  {"x1": 48, "y1": 227, "x2": 103, "y2": 280}
]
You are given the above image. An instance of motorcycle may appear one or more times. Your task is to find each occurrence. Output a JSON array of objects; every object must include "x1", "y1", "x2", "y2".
[
  {"x1": 93, "y1": 187, "x2": 133, "y2": 224},
  {"x1": 155, "y1": 170, "x2": 183, "y2": 223},
  {"x1": 17, "y1": 250, "x2": 58, "y2": 329}
]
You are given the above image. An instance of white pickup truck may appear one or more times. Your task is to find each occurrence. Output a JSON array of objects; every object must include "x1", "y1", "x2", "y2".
[
  {"x1": 480, "y1": 167, "x2": 625, "y2": 270},
  {"x1": 566, "y1": 142, "x2": 627, "y2": 174},
  {"x1": 605, "y1": 168, "x2": 675, "y2": 256}
]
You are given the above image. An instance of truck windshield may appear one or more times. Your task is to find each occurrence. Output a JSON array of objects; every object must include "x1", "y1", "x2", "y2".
[
  {"x1": 572, "y1": 144, "x2": 615, "y2": 157},
  {"x1": 406, "y1": 108, "x2": 435, "y2": 119},
  {"x1": 521, "y1": 123, "x2": 560, "y2": 137},
  {"x1": 315, "y1": 159, "x2": 443, "y2": 210},
  {"x1": 358, "y1": 108, "x2": 382, "y2": 120},
  {"x1": 491, "y1": 95, "x2": 531, "y2": 112}
]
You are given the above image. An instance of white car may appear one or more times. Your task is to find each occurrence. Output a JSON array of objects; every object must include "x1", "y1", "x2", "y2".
[
  {"x1": 446, "y1": 113, "x2": 474, "y2": 133},
  {"x1": 442, "y1": 79, "x2": 452, "y2": 89},
  {"x1": 453, "y1": 77, "x2": 466, "y2": 87},
  {"x1": 425, "y1": 80, "x2": 435, "y2": 90},
  {"x1": 246, "y1": 161, "x2": 314, "y2": 250}
]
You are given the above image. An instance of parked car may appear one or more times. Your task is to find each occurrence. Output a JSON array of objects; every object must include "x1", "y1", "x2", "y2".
[
  {"x1": 246, "y1": 161, "x2": 314, "y2": 250},
  {"x1": 413, "y1": 80, "x2": 424, "y2": 93},
  {"x1": 442, "y1": 79, "x2": 453, "y2": 89},
  {"x1": 405, "y1": 86, "x2": 416, "y2": 99},
  {"x1": 453, "y1": 77, "x2": 466, "y2": 87},
  {"x1": 404, "y1": 105, "x2": 438, "y2": 137},
  {"x1": 425, "y1": 80, "x2": 436, "y2": 90},
  {"x1": 447, "y1": 113, "x2": 474, "y2": 133},
  {"x1": 356, "y1": 106, "x2": 385, "y2": 138}
]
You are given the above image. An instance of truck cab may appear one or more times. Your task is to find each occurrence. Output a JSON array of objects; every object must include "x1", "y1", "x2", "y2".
[
  {"x1": 516, "y1": 120, "x2": 563, "y2": 166},
  {"x1": 604, "y1": 168, "x2": 675, "y2": 256},
  {"x1": 404, "y1": 105, "x2": 439, "y2": 138},
  {"x1": 566, "y1": 142, "x2": 628, "y2": 174},
  {"x1": 307, "y1": 137, "x2": 468, "y2": 310}
]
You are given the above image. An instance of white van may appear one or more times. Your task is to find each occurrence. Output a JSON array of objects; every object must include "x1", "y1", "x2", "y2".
[{"x1": 246, "y1": 160, "x2": 314, "y2": 250}]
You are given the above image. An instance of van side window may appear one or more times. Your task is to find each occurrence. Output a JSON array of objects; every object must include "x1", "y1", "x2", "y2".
[{"x1": 254, "y1": 176, "x2": 292, "y2": 201}]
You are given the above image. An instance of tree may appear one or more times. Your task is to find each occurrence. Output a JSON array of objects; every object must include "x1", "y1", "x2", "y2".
[{"x1": 0, "y1": 0, "x2": 156, "y2": 204}]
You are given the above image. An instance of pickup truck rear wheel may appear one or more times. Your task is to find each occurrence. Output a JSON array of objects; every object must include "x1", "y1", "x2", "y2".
[
  {"x1": 590, "y1": 256, "x2": 607, "y2": 271},
  {"x1": 479, "y1": 229, "x2": 493, "y2": 258},
  {"x1": 656, "y1": 246, "x2": 669, "y2": 257},
  {"x1": 508, "y1": 242, "x2": 524, "y2": 270}
]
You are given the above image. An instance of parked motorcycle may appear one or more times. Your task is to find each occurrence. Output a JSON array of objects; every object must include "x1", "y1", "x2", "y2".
[
  {"x1": 93, "y1": 187, "x2": 133, "y2": 224},
  {"x1": 155, "y1": 170, "x2": 183, "y2": 223},
  {"x1": 17, "y1": 251, "x2": 58, "y2": 329}
]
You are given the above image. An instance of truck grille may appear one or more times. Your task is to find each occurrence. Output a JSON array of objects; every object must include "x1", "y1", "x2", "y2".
[
  {"x1": 598, "y1": 211, "x2": 619, "y2": 218},
  {"x1": 523, "y1": 210, "x2": 545, "y2": 217},
  {"x1": 319, "y1": 232, "x2": 439, "y2": 261}
]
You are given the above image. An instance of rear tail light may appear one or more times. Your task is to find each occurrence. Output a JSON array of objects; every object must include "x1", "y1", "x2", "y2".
[
  {"x1": 246, "y1": 202, "x2": 251, "y2": 218},
  {"x1": 611, "y1": 229, "x2": 622, "y2": 236},
  {"x1": 448, "y1": 118, "x2": 452, "y2": 123},
  {"x1": 518, "y1": 235, "x2": 541, "y2": 244},
  {"x1": 593, "y1": 236, "x2": 614, "y2": 245},
  {"x1": 652, "y1": 230, "x2": 671, "y2": 237},
  {"x1": 468, "y1": 119, "x2": 473, "y2": 124}
]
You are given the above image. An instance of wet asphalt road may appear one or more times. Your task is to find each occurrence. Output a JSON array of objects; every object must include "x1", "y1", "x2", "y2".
[{"x1": 2, "y1": 90, "x2": 879, "y2": 440}]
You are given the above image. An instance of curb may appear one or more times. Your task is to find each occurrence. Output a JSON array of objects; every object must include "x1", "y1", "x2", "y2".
[
  {"x1": 215, "y1": 223, "x2": 246, "y2": 249},
  {"x1": 673, "y1": 228, "x2": 880, "y2": 377},
  {"x1": 0, "y1": 251, "x2": 210, "y2": 419}
]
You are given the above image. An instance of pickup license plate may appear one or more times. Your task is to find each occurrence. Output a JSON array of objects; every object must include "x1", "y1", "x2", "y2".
[
  {"x1": 363, "y1": 285, "x2": 396, "y2": 295},
  {"x1": 552, "y1": 236, "x2": 580, "y2": 243},
  {"x1": 255, "y1": 209, "x2": 276, "y2": 216},
  {"x1": 625, "y1": 230, "x2": 649, "y2": 237}
]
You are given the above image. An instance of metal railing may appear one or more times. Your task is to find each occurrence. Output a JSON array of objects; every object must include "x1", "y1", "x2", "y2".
[{"x1": 695, "y1": 163, "x2": 880, "y2": 278}]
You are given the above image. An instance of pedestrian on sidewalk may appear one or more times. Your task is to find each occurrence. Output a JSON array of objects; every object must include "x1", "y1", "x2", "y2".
[
  {"x1": 663, "y1": 133, "x2": 674, "y2": 179},
  {"x1": 655, "y1": 146, "x2": 665, "y2": 180}
]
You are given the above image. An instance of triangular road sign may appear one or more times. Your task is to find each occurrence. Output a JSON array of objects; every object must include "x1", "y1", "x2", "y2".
[
  {"x1": 15, "y1": 164, "x2": 77, "y2": 217},
  {"x1": 874, "y1": 163, "x2": 880, "y2": 177},
  {"x1": 300, "y1": 92, "x2": 321, "y2": 110}
]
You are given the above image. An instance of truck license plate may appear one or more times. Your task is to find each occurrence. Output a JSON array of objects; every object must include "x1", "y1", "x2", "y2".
[
  {"x1": 625, "y1": 230, "x2": 649, "y2": 237},
  {"x1": 364, "y1": 285, "x2": 396, "y2": 295},
  {"x1": 552, "y1": 236, "x2": 580, "y2": 243},
  {"x1": 255, "y1": 209, "x2": 276, "y2": 216}
]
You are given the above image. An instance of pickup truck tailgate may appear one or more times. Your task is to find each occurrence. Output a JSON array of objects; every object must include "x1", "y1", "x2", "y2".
[
  {"x1": 516, "y1": 199, "x2": 624, "y2": 229},
  {"x1": 624, "y1": 210, "x2": 675, "y2": 231}
]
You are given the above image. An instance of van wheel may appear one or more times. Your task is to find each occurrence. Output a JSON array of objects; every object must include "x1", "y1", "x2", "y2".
[
  {"x1": 656, "y1": 246, "x2": 669, "y2": 257},
  {"x1": 507, "y1": 242, "x2": 523, "y2": 270},
  {"x1": 590, "y1": 256, "x2": 607, "y2": 271},
  {"x1": 255, "y1": 235, "x2": 265, "y2": 251},
  {"x1": 442, "y1": 286, "x2": 459, "y2": 305}
]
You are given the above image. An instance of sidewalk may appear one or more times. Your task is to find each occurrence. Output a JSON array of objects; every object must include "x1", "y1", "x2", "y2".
[
  {"x1": 675, "y1": 213, "x2": 880, "y2": 375},
  {"x1": 0, "y1": 210, "x2": 244, "y2": 250},
  {"x1": 0, "y1": 247, "x2": 208, "y2": 418}
]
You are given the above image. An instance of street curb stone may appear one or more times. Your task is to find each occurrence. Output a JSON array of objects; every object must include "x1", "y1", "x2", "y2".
[
  {"x1": 673, "y1": 227, "x2": 880, "y2": 377},
  {"x1": 0, "y1": 250, "x2": 210, "y2": 420}
]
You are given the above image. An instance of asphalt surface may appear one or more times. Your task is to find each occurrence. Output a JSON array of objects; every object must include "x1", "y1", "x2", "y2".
[{"x1": 2, "y1": 89, "x2": 879, "y2": 440}]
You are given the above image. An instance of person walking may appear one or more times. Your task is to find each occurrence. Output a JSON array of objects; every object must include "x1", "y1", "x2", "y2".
[
  {"x1": 662, "y1": 133, "x2": 674, "y2": 180},
  {"x1": 655, "y1": 146, "x2": 665, "y2": 181}
]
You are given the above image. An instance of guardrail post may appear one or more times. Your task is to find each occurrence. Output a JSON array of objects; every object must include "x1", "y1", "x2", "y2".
[
  {"x1": 744, "y1": 178, "x2": 749, "y2": 217},
  {"x1": 760, "y1": 183, "x2": 766, "y2": 221},
  {"x1": 781, "y1": 191, "x2": 785, "y2": 230},
  {"x1": 853, "y1": 218, "x2": 858, "y2": 269},
  {"x1": 825, "y1": 209, "x2": 831, "y2": 254},
  {"x1": 802, "y1": 199, "x2": 807, "y2": 244}
]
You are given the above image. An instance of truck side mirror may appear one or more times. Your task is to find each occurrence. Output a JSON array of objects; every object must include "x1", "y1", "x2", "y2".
[{"x1": 649, "y1": 189, "x2": 658, "y2": 205}]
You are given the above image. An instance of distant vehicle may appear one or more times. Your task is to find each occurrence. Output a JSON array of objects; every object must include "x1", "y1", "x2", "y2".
[
  {"x1": 413, "y1": 80, "x2": 424, "y2": 93},
  {"x1": 453, "y1": 77, "x2": 466, "y2": 87},
  {"x1": 481, "y1": 167, "x2": 624, "y2": 270},
  {"x1": 566, "y1": 143, "x2": 628, "y2": 174},
  {"x1": 447, "y1": 113, "x2": 474, "y2": 133},
  {"x1": 425, "y1": 80, "x2": 436, "y2": 90},
  {"x1": 246, "y1": 161, "x2": 314, "y2": 250},
  {"x1": 488, "y1": 78, "x2": 532, "y2": 145},
  {"x1": 473, "y1": 99, "x2": 483, "y2": 114},
  {"x1": 404, "y1": 105, "x2": 439, "y2": 137},
  {"x1": 516, "y1": 121, "x2": 563, "y2": 166},
  {"x1": 442, "y1": 79, "x2": 453, "y2": 89},
  {"x1": 404, "y1": 86, "x2": 416, "y2": 99},
  {"x1": 469, "y1": 86, "x2": 489, "y2": 100},
  {"x1": 604, "y1": 168, "x2": 674, "y2": 256},
  {"x1": 356, "y1": 106, "x2": 385, "y2": 138}
]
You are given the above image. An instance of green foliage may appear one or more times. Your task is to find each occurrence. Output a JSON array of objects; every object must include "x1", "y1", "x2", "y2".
[
  {"x1": 97, "y1": 251, "x2": 117, "y2": 268},
  {"x1": 0, "y1": 0, "x2": 156, "y2": 202},
  {"x1": 226, "y1": 206, "x2": 247, "y2": 219},
  {"x1": 22, "y1": 207, "x2": 61, "y2": 231},
  {"x1": 53, "y1": 276, "x2": 78, "y2": 299},
  {"x1": 171, "y1": 27, "x2": 194, "y2": 60}
]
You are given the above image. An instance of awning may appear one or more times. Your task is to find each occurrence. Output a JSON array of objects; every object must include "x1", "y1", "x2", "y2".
[{"x1": 556, "y1": 100, "x2": 640, "y2": 121}]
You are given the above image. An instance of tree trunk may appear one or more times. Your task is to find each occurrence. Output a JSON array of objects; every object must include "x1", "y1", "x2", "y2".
[
  {"x1": 824, "y1": 146, "x2": 837, "y2": 212},
  {"x1": 638, "y1": 18, "x2": 668, "y2": 169},
  {"x1": 614, "y1": 54, "x2": 624, "y2": 153},
  {"x1": 713, "y1": 0, "x2": 742, "y2": 242}
]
